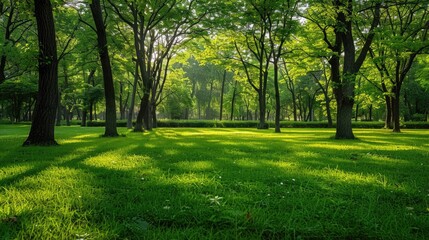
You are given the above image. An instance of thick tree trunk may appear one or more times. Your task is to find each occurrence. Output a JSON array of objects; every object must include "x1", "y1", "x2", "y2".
[
  {"x1": 332, "y1": 0, "x2": 379, "y2": 139},
  {"x1": 257, "y1": 91, "x2": 268, "y2": 129},
  {"x1": 90, "y1": 0, "x2": 118, "y2": 137},
  {"x1": 134, "y1": 93, "x2": 149, "y2": 132},
  {"x1": 23, "y1": 0, "x2": 59, "y2": 146},
  {"x1": 144, "y1": 95, "x2": 152, "y2": 130},
  {"x1": 335, "y1": 98, "x2": 354, "y2": 139}
]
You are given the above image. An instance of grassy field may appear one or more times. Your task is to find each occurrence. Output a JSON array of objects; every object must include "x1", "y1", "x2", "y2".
[{"x1": 0, "y1": 125, "x2": 428, "y2": 239}]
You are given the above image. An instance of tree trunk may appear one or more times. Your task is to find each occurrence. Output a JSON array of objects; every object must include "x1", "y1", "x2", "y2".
[
  {"x1": 119, "y1": 82, "x2": 125, "y2": 120},
  {"x1": 23, "y1": 0, "x2": 59, "y2": 146},
  {"x1": 292, "y1": 91, "x2": 297, "y2": 121},
  {"x1": 144, "y1": 94, "x2": 152, "y2": 130},
  {"x1": 0, "y1": 55, "x2": 6, "y2": 84},
  {"x1": 332, "y1": 0, "x2": 379, "y2": 139},
  {"x1": 127, "y1": 61, "x2": 139, "y2": 128},
  {"x1": 325, "y1": 98, "x2": 333, "y2": 127},
  {"x1": 274, "y1": 64, "x2": 281, "y2": 133},
  {"x1": 90, "y1": 0, "x2": 118, "y2": 137},
  {"x1": 230, "y1": 80, "x2": 237, "y2": 121},
  {"x1": 392, "y1": 86, "x2": 401, "y2": 133},
  {"x1": 257, "y1": 90, "x2": 268, "y2": 129},
  {"x1": 134, "y1": 93, "x2": 149, "y2": 132},
  {"x1": 368, "y1": 104, "x2": 373, "y2": 121},
  {"x1": 355, "y1": 103, "x2": 359, "y2": 121},
  {"x1": 56, "y1": 102, "x2": 62, "y2": 126},
  {"x1": 219, "y1": 70, "x2": 226, "y2": 121},
  {"x1": 335, "y1": 98, "x2": 354, "y2": 139},
  {"x1": 152, "y1": 107, "x2": 157, "y2": 128},
  {"x1": 384, "y1": 95, "x2": 393, "y2": 129}
]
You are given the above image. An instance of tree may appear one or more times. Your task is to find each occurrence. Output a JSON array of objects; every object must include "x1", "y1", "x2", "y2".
[
  {"x1": 0, "y1": 0, "x2": 32, "y2": 84},
  {"x1": 89, "y1": 0, "x2": 119, "y2": 137},
  {"x1": 370, "y1": 0, "x2": 429, "y2": 132},
  {"x1": 234, "y1": 1, "x2": 272, "y2": 129},
  {"x1": 306, "y1": 0, "x2": 380, "y2": 138},
  {"x1": 23, "y1": 0, "x2": 59, "y2": 146},
  {"x1": 267, "y1": 0, "x2": 299, "y2": 132},
  {"x1": 108, "y1": 0, "x2": 209, "y2": 132}
]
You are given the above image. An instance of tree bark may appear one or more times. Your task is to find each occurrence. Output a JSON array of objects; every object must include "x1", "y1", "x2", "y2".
[
  {"x1": 384, "y1": 95, "x2": 393, "y2": 129},
  {"x1": 230, "y1": 80, "x2": 237, "y2": 121},
  {"x1": 134, "y1": 93, "x2": 149, "y2": 132},
  {"x1": 219, "y1": 70, "x2": 226, "y2": 121},
  {"x1": 127, "y1": 61, "x2": 139, "y2": 128},
  {"x1": 90, "y1": 0, "x2": 118, "y2": 137},
  {"x1": 392, "y1": 85, "x2": 401, "y2": 132},
  {"x1": 23, "y1": 0, "x2": 59, "y2": 146},
  {"x1": 273, "y1": 63, "x2": 281, "y2": 133},
  {"x1": 332, "y1": 0, "x2": 380, "y2": 139}
]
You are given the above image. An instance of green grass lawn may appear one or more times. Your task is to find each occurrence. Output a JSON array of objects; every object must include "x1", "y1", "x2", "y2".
[{"x1": 0, "y1": 125, "x2": 428, "y2": 239}]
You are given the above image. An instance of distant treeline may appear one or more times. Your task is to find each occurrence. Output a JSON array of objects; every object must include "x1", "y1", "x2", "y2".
[{"x1": 2, "y1": 120, "x2": 428, "y2": 129}]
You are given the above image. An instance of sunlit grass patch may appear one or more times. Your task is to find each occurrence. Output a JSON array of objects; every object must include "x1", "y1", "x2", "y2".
[{"x1": 0, "y1": 126, "x2": 428, "y2": 239}]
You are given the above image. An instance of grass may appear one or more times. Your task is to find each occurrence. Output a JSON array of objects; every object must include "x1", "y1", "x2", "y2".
[{"x1": 0, "y1": 125, "x2": 428, "y2": 239}]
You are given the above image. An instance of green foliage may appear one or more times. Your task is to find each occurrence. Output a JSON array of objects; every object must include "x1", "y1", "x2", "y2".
[
  {"x1": 0, "y1": 79, "x2": 37, "y2": 121},
  {"x1": 1, "y1": 126, "x2": 429, "y2": 239},
  {"x1": 82, "y1": 83, "x2": 104, "y2": 110}
]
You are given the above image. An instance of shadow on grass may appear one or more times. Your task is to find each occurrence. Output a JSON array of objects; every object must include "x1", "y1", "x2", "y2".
[{"x1": 0, "y1": 126, "x2": 428, "y2": 239}]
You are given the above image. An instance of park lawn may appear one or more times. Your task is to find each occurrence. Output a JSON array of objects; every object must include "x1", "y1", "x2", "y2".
[{"x1": 0, "y1": 125, "x2": 428, "y2": 239}]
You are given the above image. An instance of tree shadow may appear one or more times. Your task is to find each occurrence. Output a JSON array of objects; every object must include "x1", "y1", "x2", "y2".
[{"x1": 1, "y1": 126, "x2": 428, "y2": 239}]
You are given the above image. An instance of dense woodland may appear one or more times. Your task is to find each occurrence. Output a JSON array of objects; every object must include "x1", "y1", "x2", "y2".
[{"x1": 0, "y1": 0, "x2": 428, "y2": 144}]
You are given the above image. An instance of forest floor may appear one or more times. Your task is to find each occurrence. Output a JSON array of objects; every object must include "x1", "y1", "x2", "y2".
[{"x1": 0, "y1": 125, "x2": 428, "y2": 239}]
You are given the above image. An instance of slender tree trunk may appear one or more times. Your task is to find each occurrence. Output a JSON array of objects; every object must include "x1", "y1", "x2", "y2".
[
  {"x1": 90, "y1": 0, "x2": 118, "y2": 137},
  {"x1": 274, "y1": 64, "x2": 281, "y2": 133},
  {"x1": 325, "y1": 98, "x2": 333, "y2": 127},
  {"x1": 292, "y1": 92, "x2": 297, "y2": 121},
  {"x1": 368, "y1": 104, "x2": 373, "y2": 121},
  {"x1": 230, "y1": 80, "x2": 237, "y2": 121},
  {"x1": 127, "y1": 61, "x2": 139, "y2": 128},
  {"x1": 152, "y1": 107, "x2": 157, "y2": 128},
  {"x1": 82, "y1": 69, "x2": 96, "y2": 126},
  {"x1": 219, "y1": 70, "x2": 226, "y2": 121},
  {"x1": 119, "y1": 82, "x2": 124, "y2": 120},
  {"x1": 392, "y1": 86, "x2": 401, "y2": 133},
  {"x1": 23, "y1": 0, "x2": 58, "y2": 146},
  {"x1": 355, "y1": 103, "x2": 359, "y2": 121}
]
